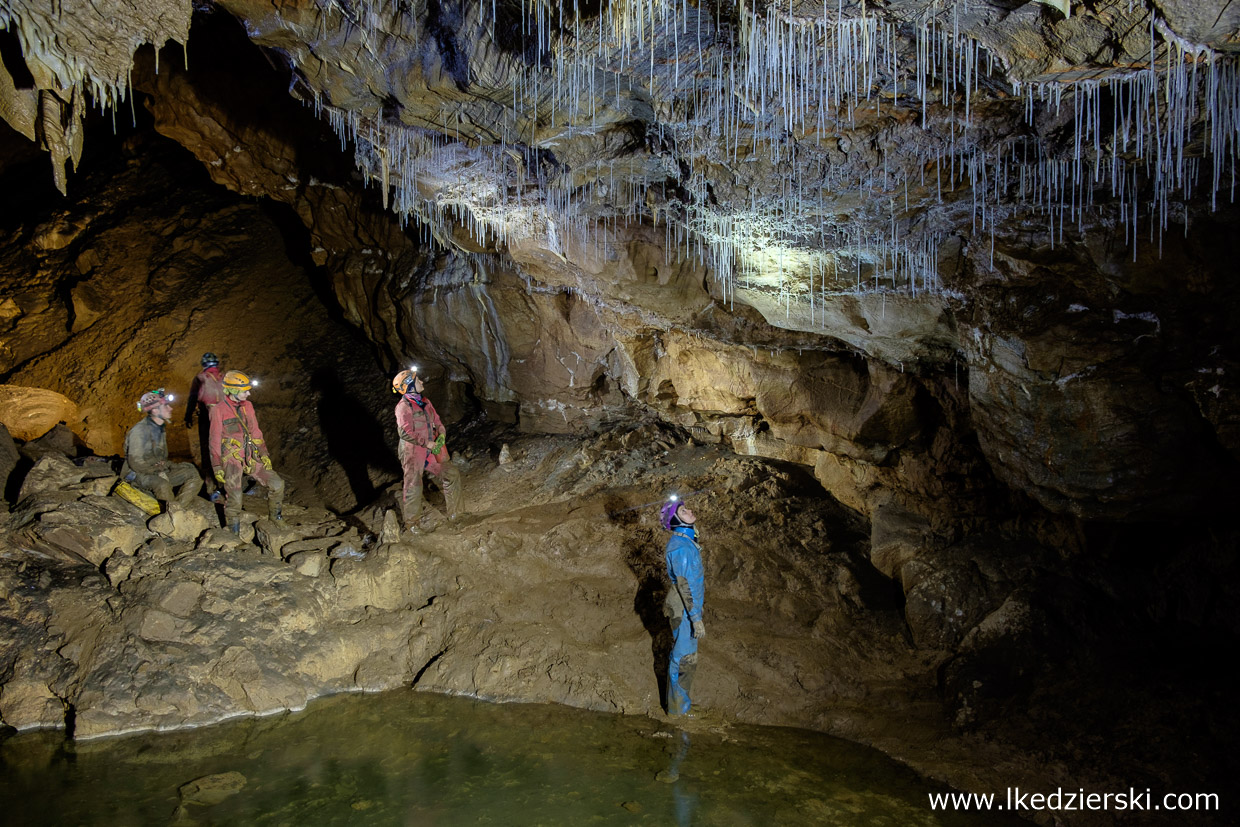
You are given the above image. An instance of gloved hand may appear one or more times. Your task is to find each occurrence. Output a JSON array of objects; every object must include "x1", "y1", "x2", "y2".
[
  {"x1": 260, "y1": 455, "x2": 273, "y2": 470},
  {"x1": 691, "y1": 619, "x2": 706, "y2": 640},
  {"x1": 214, "y1": 469, "x2": 225, "y2": 484},
  {"x1": 430, "y1": 433, "x2": 446, "y2": 455}
]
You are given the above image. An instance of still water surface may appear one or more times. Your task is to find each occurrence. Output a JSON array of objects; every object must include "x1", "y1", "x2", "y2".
[{"x1": 1, "y1": 690, "x2": 1010, "y2": 825}]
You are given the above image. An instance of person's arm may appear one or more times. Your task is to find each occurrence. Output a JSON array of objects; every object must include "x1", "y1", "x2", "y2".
[
  {"x1": 427, "y1": 400, "x2": 446, "y2": 453},
  {"x1": 184, "y1": 376, "x2": 201, "y2": 427},
  {"x1": 668, "y1": 539, "x2": 705, "y2": 623},
  {"x1": 245, "y1": 404, "x2": 271, "y2": 461}
]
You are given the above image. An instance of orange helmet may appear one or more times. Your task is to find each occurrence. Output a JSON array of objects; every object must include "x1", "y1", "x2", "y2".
[{"x1": 392, "y1": 366, "x2": 418, "y2": 395}]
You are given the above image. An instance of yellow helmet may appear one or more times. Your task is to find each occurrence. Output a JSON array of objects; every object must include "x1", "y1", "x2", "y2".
[
  {"x1": 223, "y1": 370, "x2": 252, "y2": 394},
  {"x1": 392, "y1": 367, "x2": 418, "y2": 395}
]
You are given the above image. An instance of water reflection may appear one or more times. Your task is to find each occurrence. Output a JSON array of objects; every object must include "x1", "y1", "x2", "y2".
[
  {"x1": 658, "y1": 730, "x2": 697, "y2": 826},
  {"x1": 1, "y1": 690, "x2": 1016, "y2": 826}
]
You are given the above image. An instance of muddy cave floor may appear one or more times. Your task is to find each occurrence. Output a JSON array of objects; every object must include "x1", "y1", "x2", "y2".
[{"x1": 2, "y1": 420, "x2": 1237, "y2": 824}]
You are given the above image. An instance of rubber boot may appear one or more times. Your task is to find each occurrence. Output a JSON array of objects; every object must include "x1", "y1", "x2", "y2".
[
  {"x1": 270, "y1": 504, "x2": 284, "y2": 524},
  {"x1": 229, "y1": 519, "x2": 241, "y2": 535},
  {"x1": 676, "y1": 652, "x2": 698, "y2": 716}
]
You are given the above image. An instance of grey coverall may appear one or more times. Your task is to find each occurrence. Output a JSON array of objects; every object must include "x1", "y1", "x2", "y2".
[{"x1": 121, "y1": 416, "x2": 199, "y2": 507}]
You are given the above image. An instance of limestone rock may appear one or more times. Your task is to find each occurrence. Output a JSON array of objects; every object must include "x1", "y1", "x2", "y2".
[
  {"x1": 17, "y1": 423, "x2": 80, "y2": 461},
  {"x1": 379, "y1": 509, "x2": 402, "y2": 545},
  {"x1": 0, "y1": 386, "x2": 82, "y2": 443},
  {"x1": 155, "y1": 580, "x2": 205, "y2": 617},
  {"x1": 903, "y1": 561, "x2": 992, "y2": 651},
  {"x1": 0, "y1": 421, "x2": 19, "y2": 498},
  {"x1": 198, "y1": 528, "x2": 248, "y2": 550},
  {"x1": 286, "y1": 550, "x2": 325, "y2": 577},
  {"x1": 179, "y1": 771, "x2": 247, "y2": 806},
  {"x1": 869, "y1": 502, "x2": 934, "y2": 580},
  {"x1": 139, "y1": 607, "x2": 194, "y2": 642},
  {"x1": 33, "y1": 496, "x2": 151, "y2": 566},
  {"x1": 253, "y1": 518, "x2": 297, "y2": 557},
  {"x1": 17, "y1": 454, "x2": 85, "y2": 501},
  {"x1": 149, "y1": 506, "x2": 212, "y2": 544},
  {"x1": 279, "y1": 536, "x2": 336, "y2": 558},
  {"x1": 330, "y1": 544, "x2": 421, "y2": 612},
  {"x1": 104, "y1": 550, "x2": 136, "y2": 587},
  {"x1": 0, "y1": 672, "x2": 65, "y2": 730}
]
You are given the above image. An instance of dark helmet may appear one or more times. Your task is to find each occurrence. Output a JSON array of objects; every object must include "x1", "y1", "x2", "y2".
[{"x1": 201, "y1": 352, "x2": 219, "y2": 368}]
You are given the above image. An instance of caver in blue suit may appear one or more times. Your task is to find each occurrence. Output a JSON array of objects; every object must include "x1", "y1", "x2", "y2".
[{"x1": 663, "y1": 515, "x2": 705, "y2": 716}]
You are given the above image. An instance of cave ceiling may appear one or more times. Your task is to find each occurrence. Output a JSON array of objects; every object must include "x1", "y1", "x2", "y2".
[
  {"x1": 5, "y1": 0, "x2": 1238, "y2": 298},
  {"x1": 2, "y1": 0, "x2": 1239, "y2": 520}
]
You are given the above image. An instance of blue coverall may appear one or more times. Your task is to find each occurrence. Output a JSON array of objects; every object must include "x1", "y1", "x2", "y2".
[{"x1": 665, "y1": 525, "x2": 704, "y2": 716}]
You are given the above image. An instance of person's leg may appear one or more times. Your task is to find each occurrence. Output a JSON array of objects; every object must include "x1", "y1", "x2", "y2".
[
  {"x1": 223, "y1": 462, "x2": 245, "y2": 531},
  {"x1": 400, "y1": 444, "x2": 426, "y2": 529},
  {"x1": 132, "y1": 471, "x2": 174, "y2": 504},
  {"x1": 437, "y1": 460, "x2": 462, "y2": 520},
  {"x1": 196, "y1": 410, "x2": 215, "y2": 492},
  {"x1": 167, "y1": 463, "x2": 200, "y2": 506},
  {"x1": 667, "y1": 614, "x2": 698, "y2": 715},
  {"x1": 251, "y1": 465, "x2": 285, "y2": 520}
]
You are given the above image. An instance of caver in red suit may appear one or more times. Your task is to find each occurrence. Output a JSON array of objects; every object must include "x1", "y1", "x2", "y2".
[
  {"x1": 209, "y1": 371, "x2": 285, "y2": 532},
  {"x1": 186, "y1": 353, "x2": 226, "y2": 486},
  {"x1": 393, "y1": 369, "x2": 462, "y2": 531}
]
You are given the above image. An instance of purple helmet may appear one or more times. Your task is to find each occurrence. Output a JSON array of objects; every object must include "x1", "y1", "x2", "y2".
[{"x1": 660, "y1": 498, "x2": 681, "y2": 530}]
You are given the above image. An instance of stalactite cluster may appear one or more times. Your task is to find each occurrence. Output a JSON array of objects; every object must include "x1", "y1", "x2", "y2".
[
  {"x1": 282, "y1": 0, "x2": 1240, "y2": 329},
  {"x1": 1, "y1": 0, "x2": 1237, "y2": 327},
  {"x1": 0, "y1": 0, "x2": 192, "y2": 192}
]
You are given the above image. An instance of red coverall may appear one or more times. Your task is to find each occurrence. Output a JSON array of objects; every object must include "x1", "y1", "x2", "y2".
[
  {"x1": 187, "y1": 366, "x2": 225, "y2": 415},
  {"x1": 209, "y1": 396, "x2": 284, "y2": 525},
  {"x1": 396, "y1": 393, "x2": 461, "y2": 527},
  {"x1": 186, "y1": 366, "x2": 226, "y2": 482}
]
